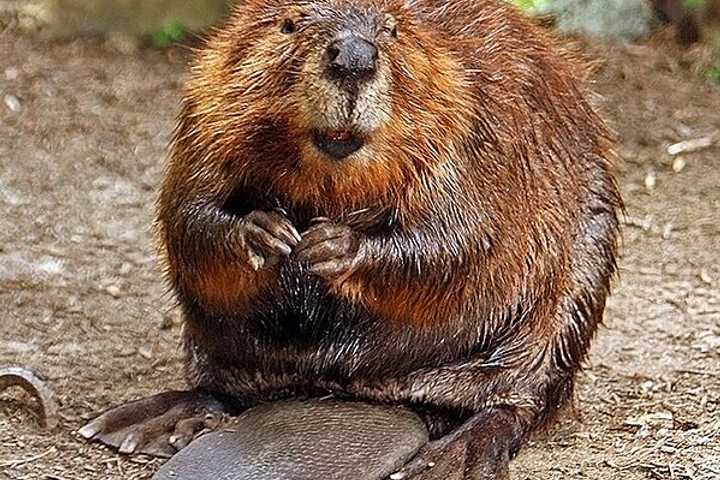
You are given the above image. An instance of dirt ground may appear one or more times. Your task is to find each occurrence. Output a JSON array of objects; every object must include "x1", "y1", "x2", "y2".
[{"x1": 1, "y1": 23, "x2": 719, "y2": 480}]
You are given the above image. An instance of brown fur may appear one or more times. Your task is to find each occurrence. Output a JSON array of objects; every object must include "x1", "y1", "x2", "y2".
[{"x1": 156, "y1": 0, "x2": 622, "y2": 474}]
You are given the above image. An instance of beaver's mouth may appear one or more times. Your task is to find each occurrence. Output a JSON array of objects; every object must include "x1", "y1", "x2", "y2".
[{"x1": 311, "y1": 129, "x2": 364, "y2": 160}]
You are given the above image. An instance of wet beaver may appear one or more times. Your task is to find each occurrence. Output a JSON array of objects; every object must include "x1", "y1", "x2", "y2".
[{"x1": 80, "y1": 0, "x2": 622, "y2": 477}]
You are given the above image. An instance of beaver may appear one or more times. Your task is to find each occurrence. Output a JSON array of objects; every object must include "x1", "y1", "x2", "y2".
[{"x1": 79, "y1": 0, "x2": 622, "y2": 477}]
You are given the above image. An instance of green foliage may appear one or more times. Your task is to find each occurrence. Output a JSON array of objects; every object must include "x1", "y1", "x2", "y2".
[
  {"x1": 151, "y1": 22, "x2": 186, "y2": 48},
  {"x1": 707, "y1": 65, "x2": 720, "y2": 85},
  {"x1": 512, "y1": 0, "x2": 536, "y2": 10},
  {"x1": 682, "y1": 0, "x2": 706, "y2": 9},
  {"x1": 510, "y1": 0, "x2": 548, "y2": 12}
]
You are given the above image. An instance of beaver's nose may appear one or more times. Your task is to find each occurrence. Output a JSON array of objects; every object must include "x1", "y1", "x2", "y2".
[{"x1": 325, "y1": 36, "x2": 378, "y2": 83}]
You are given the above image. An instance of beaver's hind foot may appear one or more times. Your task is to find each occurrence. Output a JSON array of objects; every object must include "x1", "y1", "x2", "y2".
[
  {"x1": 78, "y1": 390, "x2": 232, "y2": 457},
  {"x1": 390, "y1": 409, "x2": 522, "y2": 480}
]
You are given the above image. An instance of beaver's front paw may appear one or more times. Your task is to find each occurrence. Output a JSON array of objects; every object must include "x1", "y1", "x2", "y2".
[
  {"x1": 240, "y1": 210, "x2": 301, "y2": 270},
  {"x1": 295, "y1": 220, "x2": 365, "y2": 282},
  {"x1": 78, "y1": 390, "x2": 232, "y2": 458}
]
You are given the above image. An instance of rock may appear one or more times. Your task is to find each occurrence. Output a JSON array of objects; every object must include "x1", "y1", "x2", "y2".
[
  {"x1": 534, "y1": 0, "x2": 656, "y2": 40},
  {"x1": 5, "y1": 67, "x2": 19, "y2": 80},
  {"x1": 153, "y1": 399, "x2": 429, "y2": 480},
  {"x1": 105, "y1": 285, "x2": 122, "y2": 298},
  {"x1": 4, "y1": 94, "x2": 22, "y2": 112}
]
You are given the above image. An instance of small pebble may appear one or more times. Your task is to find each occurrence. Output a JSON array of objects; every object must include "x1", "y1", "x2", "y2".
[
  {"x1": 640, "y1": 380, "x2": 655, "y2": 394},
  {"x1": 160, "y1": 315, "x2": 174, "y2": 330},
  {"x1": 105, "y1": 285, "x2": 122, "y2": 298},
  {"x1": 662, "y1": 224, "x2": 673, "y2": 240},
  {"x1": 4, "y1": 94, "x2": 22, "y2": 112},
  {"x1": 138, "y1": 346, "x2": 153, "y2": 359},
  {"x1": 5, "y1": 67, "x2": 19, "y2": 80},
  {"x1": 644, "y1": 171, "x2": 656, "y2": 192},
  {"x1": 118, "y1": 347, "x2": 137, "y2": 357},
  {"x1": 672, "y1": 156, "x2": 686, "y2": 173},
  {"x1": 699, "y1": 269, "x2": 713, "y2": 286}
]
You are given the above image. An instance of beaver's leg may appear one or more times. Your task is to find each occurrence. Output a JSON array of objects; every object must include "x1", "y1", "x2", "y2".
[
  {"x1": 78, "y1": 390, "x2": 240, "y2": 457},
  {"x1": 392, "y1": 198, "x2": 618, "y2": 480},
  {"x1": 79, "y1": 202, "x2": 297, "y2": 457}
]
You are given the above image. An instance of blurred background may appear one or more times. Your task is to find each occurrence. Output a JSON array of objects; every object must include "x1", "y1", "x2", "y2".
[
  {"x1": 2, "y1": 0, "x2": 720, "y2": 50},
  {"x1": 1, "y1": 1, "x2": 718, "y2": 479}
]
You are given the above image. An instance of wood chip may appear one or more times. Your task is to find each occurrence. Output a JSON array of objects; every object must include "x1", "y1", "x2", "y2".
[
  {"x1": 667, "y1": 136, "x2": 715, "y2": 156},
  {"x1": 0, "y1": 366, "x2": 59, "y2": 430},
  {"x1": 644, "y1": 171, "x2": 657, "y2": 192},
  {"x1": 672, "y1": 157, "x2": 686, "y2": 173}
]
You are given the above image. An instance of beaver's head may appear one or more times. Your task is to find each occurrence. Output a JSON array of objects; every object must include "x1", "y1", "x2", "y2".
[{"x1": 186, "y1": 0, "x2": 474, "y2": 210}]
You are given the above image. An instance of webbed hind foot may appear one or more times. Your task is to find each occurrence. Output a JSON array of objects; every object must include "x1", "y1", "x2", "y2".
[{"x1": 79, "y1": 390, "x2": 233, "y2": 457}]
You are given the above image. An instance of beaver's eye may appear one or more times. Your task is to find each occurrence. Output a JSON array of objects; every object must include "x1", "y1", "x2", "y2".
[{"x1": 281, "y1": 18, "x2": 297, "y2": 34}]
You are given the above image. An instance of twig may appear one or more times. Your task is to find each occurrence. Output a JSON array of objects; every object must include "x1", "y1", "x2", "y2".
[
  {"x1": 674, "y1": 369, "x2": 720, "y2": 377},
  {"x1": 0, "y1": 447, "x2": 55, "y2": 468},
  {"x1": 667, "y1": 136, "x2": 716, "y2": 156}
]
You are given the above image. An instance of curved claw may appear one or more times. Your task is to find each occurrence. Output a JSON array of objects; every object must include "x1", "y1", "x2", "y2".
[
  {"x1": 389, "y1": 456, "x2": 436, "y2": 479},
  {"x1": 0, "y1": 366, "x2": 59, "y2": 430},
  {"x1": 389, "y1": 430, "x2": 471, "y2": 480},
  {"x1": 79, "y1": 390, "x2": 228, "y2": 458}
]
